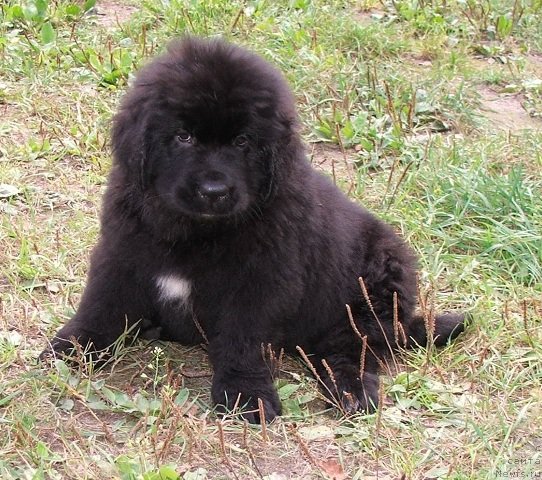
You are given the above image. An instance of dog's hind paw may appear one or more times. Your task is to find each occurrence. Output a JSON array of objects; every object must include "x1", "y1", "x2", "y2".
[
  {"x1": 211, "y1": 374, "x2": 282, "y2": 423},
  {"x1": 315, "y1": 355, "x2": 380, "y2": 415}
]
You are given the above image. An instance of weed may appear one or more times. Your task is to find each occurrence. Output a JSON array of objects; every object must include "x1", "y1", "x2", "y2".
[{"x1": 1, "y1": 0, "x2": 541, "y2": 478}]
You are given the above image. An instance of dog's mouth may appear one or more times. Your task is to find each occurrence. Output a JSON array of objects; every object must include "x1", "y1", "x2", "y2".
[
  {"x1": 191, "y1": 190, "x2": 238, "y2": 217},
  {"x1": 196, "y1": 189, "x2": 229, "y2": 205},
  {"x1": 197, "y1": 212, "x2": 233, "y2": 221},
  {"x1": 169, "y1": 187, "x2": 247, "y2": 220},
  {"x1": 196, "y1": 208, "x2": 236, "y2": 219}
]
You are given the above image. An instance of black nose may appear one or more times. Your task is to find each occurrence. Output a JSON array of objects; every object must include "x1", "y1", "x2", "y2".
[{"x1": 197, "y1": 180, "x2": 229, "y2": 200}]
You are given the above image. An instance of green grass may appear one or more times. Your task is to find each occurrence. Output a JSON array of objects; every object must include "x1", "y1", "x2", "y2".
[{"x1": 1, "y1": 0, "x2": 542, "y2": 478}]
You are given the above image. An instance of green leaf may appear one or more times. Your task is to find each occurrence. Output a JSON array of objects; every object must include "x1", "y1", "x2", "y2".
[
  {"x1": 83, "y1": 0, "x2": 97, "y2": 12},
  {"x1": 134, "y1": 393, "x2": 150, "y2": 412},
  {"x1": 88, "y1": 53, "x2": 103, "y2": 73},
  {"x1": 91, "y1": 379, "x2": 106, "y2": 390},
  {"x1": 314, "y1": 121, "x2": 333, "y2": 140},
  {"x1": 10, "y1": 5, "x2": 25, "y2": 19},
  {"x1": 99, "y1": 386, "x2": 118, "y2": 404},
  {"x1": 174, "y1": 388, "x2": 190, "y2": 407},
  {"x1": 282, "y1": 398, "x2": 303, "y2": 417},
  {"x1": 389, "y1": 384, "x2": 407, "y2": 394},
  {"x1": 159, "y1": 465, "x2": 180, "y2": 478},
  {"x1": 425, "y1": 465, "x2": 450, "y2": 479},
  {"x1": 340, "y1": 119, "x2": 354, "y2": 141},
  {"x1": 296, "y1": 393, "x2": 316, "y2": 404},
  {"x1": 35, "y1": 441, "x2": 52, "y2": 460},
  {"x1": 58, "y1": 398, "x2": 75, "y2": 411},
  {"x1": 114, "y1": 391, "x2": 135, "y2": 409},
  {"x1": 278, "y1": 383, "x2": 300, "y2": 400},
  {"x1": 40, "y1": 22, "x2": 56, "y2": 45},
  {"x1": 116, "y1": 455, "x2": 141, "y2": 479},
  {"x1": 86, "y1": 399, "x2": 109, "y2": 410},
  {"x1": 0, "y1": 390, "x2": 21, "y2": 407},
  {"x1": 22, "y1": 3, "x2": 39, "y2": 20},
  {"x1": 35, "y1": 0, "x2": 48, "y2": 18},
  {"x1": 53, "y1": 359, "x2": 71, "y2": 379},
  {"x1": 358, "y1": 138, "x2": 373, "y2": 151},
  {"x1": 496, "y1": 15, "x2": 513, "y2": 38},
  {"x1": 120, "y1": 51, "x2": 133, "y2": 70},
  {"x1": 66, "y1": 4, "x2": 82, "y2": 17},
  {"x1": 143, "y1": 466, "x2": 180, "y2": 480}
]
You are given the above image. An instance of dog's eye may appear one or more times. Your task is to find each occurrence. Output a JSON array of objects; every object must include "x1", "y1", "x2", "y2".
[
  {"x1": 233, "y1": 135, "x2": 248, "y2": 148},
  {"x1": 177, "y1": 131, "x2": 193, "y2": 144}
]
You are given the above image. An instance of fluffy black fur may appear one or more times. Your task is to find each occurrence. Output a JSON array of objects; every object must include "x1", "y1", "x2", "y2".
[{"x1": 42, "y1": 37, "x2": 464, "y2": 423}]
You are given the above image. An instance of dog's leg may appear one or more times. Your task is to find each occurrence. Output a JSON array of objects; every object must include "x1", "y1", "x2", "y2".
[
  {"x1": 39, "y1": 244, "x2": 152, "y2": 364},
  {"x1": 208, "y1": 334, "x2": 281, "y2": 424}
]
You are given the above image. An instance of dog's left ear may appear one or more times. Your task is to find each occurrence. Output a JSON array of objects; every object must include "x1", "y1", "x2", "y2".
[
  {"x1": 111, "y1": 102, "x2": 152, "y2": 191},
  {"x1": 260, "y1": 145, "x2": 278, "y2": 203},
  {"x1": 260, "y1": 116, "x2": 301, "y2": 203}
]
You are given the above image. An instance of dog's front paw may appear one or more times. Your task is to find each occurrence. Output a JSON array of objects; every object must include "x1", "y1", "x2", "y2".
[
  {"x1": 211, "y1": 374, "x2": 282, "y2": 423},
  {"x1": 39, "y1": 325, "x2": 113, "y2": 366}
]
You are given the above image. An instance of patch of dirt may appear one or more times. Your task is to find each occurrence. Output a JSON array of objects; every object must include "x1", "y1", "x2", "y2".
[
  {"x1": 524, "y1": 52, "x2": 542, "y2": 77},
  {"x1": 470, "y1": 55, "x2": 494, "y2": 68},
  {"x1": 354, "y1": 8, "x2": 386, "y2": 25},
  {"x1": 308, "y1": 143, "x2": 357, "y2": 185},
  {"x1": 477, "y1": 86, "x2": 541, "y2": 131},
  {"x1": 92, "y1": 0, "x2": 138, "y2": 28},
  {"x1": 471, "y1": 52, "x2": 542, "y2": 76},
  {"x1": 0, "y1": 101, "x2": 33, "y2": 146},
  {"x1": 403, "y1": 52, "x2": 435, "y2": 68}
]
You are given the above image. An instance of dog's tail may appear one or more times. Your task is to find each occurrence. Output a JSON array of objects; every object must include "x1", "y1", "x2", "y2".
[{"x1": 406, "y1": 312, "x2": 467, "y2": 348}]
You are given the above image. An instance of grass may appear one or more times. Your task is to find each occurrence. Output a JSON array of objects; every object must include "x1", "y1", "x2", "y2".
[{"x1": 1, "y1": 0, "x2": 541, "y2": 478}]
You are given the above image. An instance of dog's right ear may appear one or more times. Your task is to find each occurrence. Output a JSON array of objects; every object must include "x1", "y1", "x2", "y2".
[{"x1": 110, "y1": 101, "x2": 151, "y2": 191}]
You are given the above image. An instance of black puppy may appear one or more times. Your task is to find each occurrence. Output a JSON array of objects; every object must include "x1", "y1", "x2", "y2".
[{"x1": 42, "y1": 37, "x2": 464, "y2": 423}]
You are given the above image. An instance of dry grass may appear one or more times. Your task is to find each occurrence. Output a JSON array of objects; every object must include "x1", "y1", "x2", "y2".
[{"x1": 1, "y1": 0, "x2": 541, "y2": 478}]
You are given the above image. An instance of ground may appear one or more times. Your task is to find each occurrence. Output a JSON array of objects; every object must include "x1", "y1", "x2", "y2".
[{"x1": 1, "y1": 1, "x2": 541, "y2": 479}]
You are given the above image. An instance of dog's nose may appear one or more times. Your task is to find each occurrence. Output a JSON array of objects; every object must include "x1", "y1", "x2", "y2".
[{"x1": 197, "y1": 181, "x2": 229, "y2": 200}]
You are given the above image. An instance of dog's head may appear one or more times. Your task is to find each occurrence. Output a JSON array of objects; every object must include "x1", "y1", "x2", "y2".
[{"x1": 111, "y1": 37, "x2": 300, "y2": 220}]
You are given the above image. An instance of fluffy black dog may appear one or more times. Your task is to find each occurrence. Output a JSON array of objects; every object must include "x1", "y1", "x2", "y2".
[{"x1": 42, "y1": 37, "x2": 464, "y2": 423}]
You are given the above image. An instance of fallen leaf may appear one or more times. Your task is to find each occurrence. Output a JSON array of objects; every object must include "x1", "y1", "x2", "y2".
[
  {"x1": 0, "y1": 184, "x2": 20, "y2": 198},
  {"x1": 0, "y1": 330, "x2": 22, "y2": 346},
  {"x1": 299, "y1": 425, "x2": 334, "y2": 440},
  {"x1": 263, "y1": 474, "x2": 288, "y2": 480},
  {"x1": 318, "y1": 458, "x2": 346, "y2": 480}
]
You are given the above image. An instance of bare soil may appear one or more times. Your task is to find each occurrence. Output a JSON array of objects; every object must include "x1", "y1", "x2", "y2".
[
  {"x1": 308, "y1": 142, "x2": 357, "y2": 184},
  {"x1": 92, "y1": 0, "x2": 138, "y2": 27},
  {"x1": 477, "y1": 86, "x2": 541, "y2": 131}
]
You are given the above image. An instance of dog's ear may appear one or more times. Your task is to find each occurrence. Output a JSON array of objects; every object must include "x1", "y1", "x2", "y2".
[
  {"x1": 260, "y1": 128, "x2": 301, "y2": 204},
  {"x1": 260, "y1": 145, "x2": 278, "y2": 203},
  {"x1": 110, "y1": 102, "x2": 152, "y2": 191}
]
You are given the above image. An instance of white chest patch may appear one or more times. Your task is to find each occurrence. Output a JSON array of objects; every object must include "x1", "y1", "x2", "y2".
[{"x1": 156, "y1": 275, "x2": 192, "y2": 305}]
